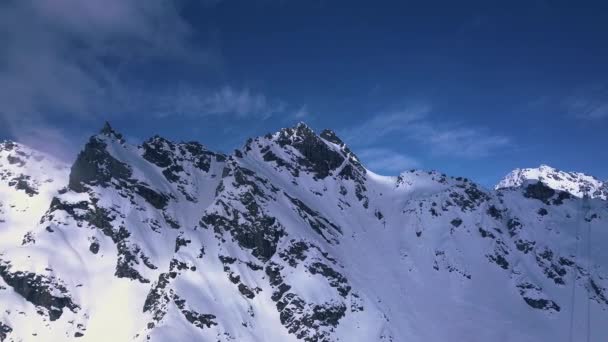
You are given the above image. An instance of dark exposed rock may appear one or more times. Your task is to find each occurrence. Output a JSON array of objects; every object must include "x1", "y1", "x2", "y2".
[
  {"x1": 523, "y1": 297, "x2": 560, "y2": 312},
  {"x1": 163, "y1": 212, "x2": 180, "y2": 229},
  {"x1": 262, "y1": 149, "x2": 297, "y2": 175},
  {"x1": 0, "y1": 322, "x2": 12, "y2": 342},
  {"x1": 515, "y1": 239, "x2": 535, "y2": 254},
  {"x1": 319, "y1": 129, "x2": 344, "y2": 146},
  {"x1": 450, "y1": 218, "x2": 463, "y2": 227},
  {"x1": 174, "y1": 235, "x2": 191, "y2": 253},
  {"x1": 143, "y1": 260, "x2": 201, "y2": 329},
  {"x1": 142, "y1": 136, "x2": 174, "y2": 168},
  {"x1": 589, "y1": 278, "x2": 608, "y2": 305},
  {"x1": 507, "y1": 218, "x2": 522, "y2": 237},
  {"x1": 487, "y1": 253, "x2": 510, "y2": 270},
  {"x1": 205, "y1": 212, "x2": 284, "y2": 261},
  {"x1": 285, "y1": 192, "x2": 341, "y2": 243},
  {"x1": 143, "y1": 273, "x2": 172, "y2": 324},
  {"x1": 69, "y1": 137, "x2": 131, "y2": 192},
  {"x1": 535, "y1": 248, "x2": 568, "y2": 285},
  {"x1": 449, "y1": 184, "x2": 489, "y2": 212},
  {"x1": 276, "y1": 292, "x2": 347, "y2": 341},
  {"x1": 537, "y1": 208, "x2": 548, "y2": 216},
  {"x1": 486, "y1": 205, "x2": 503, "y2": 219},
  {"x1": 174, "y1": 295, "x2": 218, "y2": 329},
  {"x1": 308, "y1": 262, "x2": 351, "y2": 297},
  {"x1": 135, "y1": 185, "x2": 169, "y2": 210},
  {"x1": 524, "y1": 182, "x2": 555, "y2": 204},
  {"x1": 517, "y1": 283, "x2": 560, "y2": 312},
  {"x1": 140, "y1": 254, "x2": 157, "y2": 270},
  {"x1": 47, "y1": 197, "x2": 149, "y2": 283},
  {"x1": 0, "y1": 322, "x2": 13, "y2": 342},
  {"x1": 265, "y1": 262, "x2": 292, "y2": 302},
  {"x1": 203, "y1": 164, "x2": 287, "y2": 261},
  {"x1": 279, "y1": 240, "x2": 309, "y2": 267},
  {"x1": 89, "y1": 241, "x2": 100, "y2": 254},
  {"x1": 478, "y1": 227, "x2": 495, "y2": 239},
  {"x1": 21, "y1": 232, "x2": 35, "y2": 245},
  {"x1": 100, "y1": 122, "x2": 125, "y2": 142},
  {"x1": 275, "y1": 123, "x2": 345, "y2": 179},
  {"x1": 552, "y1": 191, "x2": 572, "y2": 205},
  {"x1": 8, "y1": 174, "x2": 38, "y2": 196},
  {"x1": 142, "y1": 136, "x2": 220, "y2": 189},
  {"x1": 7, "y1": 154, "x2": 25, "y2": 167},
  {"x1": 585, "y1": 213, "x2": 598, "y2": 222},
  {"x1": 0, "y1": 261, "x2": 79, "y2": 321},
  {"x1": 218, "y1": 255, "x2": 237, "y2": 265},
  {"x1": 238, "y1": 283, "x2": 256, "y2": 299}
]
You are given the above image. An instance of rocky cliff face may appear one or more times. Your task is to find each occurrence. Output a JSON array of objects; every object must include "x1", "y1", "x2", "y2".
[{"x1": 1, "y1": 123, "x2": 607, "y2": 342}]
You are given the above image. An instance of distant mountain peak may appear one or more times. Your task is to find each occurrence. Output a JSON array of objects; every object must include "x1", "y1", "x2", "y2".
[
  {"x1": 99, "y1": 121, "x2": 125, "y2": 142},
  {"x1": 276, "y1": 121, "x2": 315, "y2": 140},
  {"x1": 496, "y1": 164, "x2": 606, "y2": 199},
  {"x1": 294, "y1": 121, "x2": 311, "y2": 129}
]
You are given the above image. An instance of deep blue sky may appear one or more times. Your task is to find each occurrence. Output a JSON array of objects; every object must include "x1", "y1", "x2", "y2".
[{"x1": 1, "y1": 0, "x2": 607, "y2": 187}]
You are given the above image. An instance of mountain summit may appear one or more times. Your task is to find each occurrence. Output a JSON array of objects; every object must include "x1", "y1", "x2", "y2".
[
  {"x1": 496, "y1": 164, "x2": 607, "y2": 199},
  {"x1": 1, "y1": 123, "x2": 607, "y2": 342}
]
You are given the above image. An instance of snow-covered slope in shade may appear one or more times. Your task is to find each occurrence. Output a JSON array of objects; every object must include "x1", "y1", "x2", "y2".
[
  {"x1": 496, "y1": 164, "x2": 607, "y2": 199},
  {"x1": 1, "y1": 123, "x2": 607, "y2": 342}
]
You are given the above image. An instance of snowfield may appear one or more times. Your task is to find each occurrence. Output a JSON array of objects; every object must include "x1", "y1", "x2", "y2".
[{"x1": 1, "y1": 123, "x2": 607, "y2": 342}]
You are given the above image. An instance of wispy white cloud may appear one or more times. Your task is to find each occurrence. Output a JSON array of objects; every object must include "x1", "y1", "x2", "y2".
[
  {"x1": 292, "y1": 105, "x2": 310, "y2": 119},
  {"x1": 342, "y1": 104, "x2": 510, "y2": 159},
  {"x1": 0, "y1": 0, "x2": 212, "y2": 126},
  {"x1": 341, "y1": 104, "x2": 431, "y2": 145},
  {"x1": 153, "y1": 86, "x2": 289, "y2": 119},
  {"x1": 565, "y1": 91, "x2": 608, "y2": 120},
  {"x1": 3, "y1": 121, "x2": 88, "y2": 163},
  {"x1": 357, "y1": 148, "x2": 420, "y2": 173},
  {"x1": 407, "y1": 122, "x2": 510, "y2": 158}
]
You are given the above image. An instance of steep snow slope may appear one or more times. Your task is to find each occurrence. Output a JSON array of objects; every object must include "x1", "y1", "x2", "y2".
[
  {"x1": 496, "y1": 164, "x2": 607, "y2": 199},
  {"x1": 1, "y1": 123, "x2": 607, "y2": 342}
]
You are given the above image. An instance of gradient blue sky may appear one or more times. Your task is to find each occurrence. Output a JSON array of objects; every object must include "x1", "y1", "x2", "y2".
[{"x1": 1, "y1": 0, "x2": 607, "y2": 187}]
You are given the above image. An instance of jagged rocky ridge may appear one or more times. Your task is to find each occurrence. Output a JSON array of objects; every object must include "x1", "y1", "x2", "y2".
[{"x1": 0, "y1": 122, "x2": 607, "y2": 342}]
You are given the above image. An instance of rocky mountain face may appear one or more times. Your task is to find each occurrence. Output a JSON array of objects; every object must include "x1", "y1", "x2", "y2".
[
  {"x1": 496, "y1": 164, "x2": 607, "y2": 200},
  {"x1": 1, "y1": 123, "x2": 607, "y2": 342}
]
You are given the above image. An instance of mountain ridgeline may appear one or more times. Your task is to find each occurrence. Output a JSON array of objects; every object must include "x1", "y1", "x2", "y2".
[{"x1": 0, "y1": 122, "x2": 607, "y2": 342}]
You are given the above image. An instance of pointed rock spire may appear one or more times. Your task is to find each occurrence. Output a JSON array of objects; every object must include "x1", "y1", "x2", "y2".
[
  {"x1": 100, "y1": 121, "x2": 113, "y2": 134},
  {"x1": 99, "y1": 121, "x2": 125, "y2": 142}
]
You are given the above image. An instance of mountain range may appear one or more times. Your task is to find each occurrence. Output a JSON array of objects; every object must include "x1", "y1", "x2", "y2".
[{"x1": 1, "y1": 122, "x2": 607, "y2": 342}]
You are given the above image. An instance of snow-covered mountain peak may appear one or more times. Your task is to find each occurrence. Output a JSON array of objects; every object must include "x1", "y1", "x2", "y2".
[
  {"x1": 496, "y1": 164, "x2": 607, "y2": 199},
  {"x1": 240, "y1": 123, "x2": 365, "y2": 184}
]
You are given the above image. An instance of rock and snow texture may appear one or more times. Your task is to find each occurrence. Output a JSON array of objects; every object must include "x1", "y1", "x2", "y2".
[
  {"x1": 0, "y1": 141, "x2": 69, "y2": 249},
  {"x1": 496, "y1": 164, "x2": 607, "y2": 199},
  {"x1": 1, "y1": 122, "x2": 607, "y2": 342}
]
